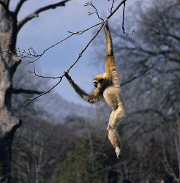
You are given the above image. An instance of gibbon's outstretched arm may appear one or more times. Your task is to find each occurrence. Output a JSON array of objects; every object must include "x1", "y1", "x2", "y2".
[{"x1": 64, "y1": 72, "x2": 103, "y2": 103}]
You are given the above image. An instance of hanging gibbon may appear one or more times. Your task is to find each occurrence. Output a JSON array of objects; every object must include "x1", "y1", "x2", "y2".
[{"x1": 64, "y1": 20, "x2": 125, "y2": 158}]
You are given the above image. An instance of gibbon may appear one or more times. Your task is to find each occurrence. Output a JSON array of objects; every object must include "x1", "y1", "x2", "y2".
[{"x1": 64, "y1": 20, "x2": 125, "y2": 158}]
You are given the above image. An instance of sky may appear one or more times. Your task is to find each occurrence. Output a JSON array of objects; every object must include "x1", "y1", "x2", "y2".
[{"x1": 10, "y1": 0, "x2": 150, "y2": 106}]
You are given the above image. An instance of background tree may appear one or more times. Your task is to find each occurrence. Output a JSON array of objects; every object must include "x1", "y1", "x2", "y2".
[
  {"x1": 0, "y1": 1, "x2": 70, "y2": 182},
  {"x1": 92, "y1": 0, "x2": 180, "y2": 182},
  {"x1": 120, "y1": 0, "x2": 179, "y2": 181},
  {"x1": 3, "y1": 0, "x2": 180, "y2": 182}
]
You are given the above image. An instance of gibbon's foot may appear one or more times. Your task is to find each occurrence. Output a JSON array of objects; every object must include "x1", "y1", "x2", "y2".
[
  {"x1": 115, "y1": 147, "x2": 121, "y2": 158},
  {"x1": 107, "y1": 126, "x2": 121, "y2": 158}
]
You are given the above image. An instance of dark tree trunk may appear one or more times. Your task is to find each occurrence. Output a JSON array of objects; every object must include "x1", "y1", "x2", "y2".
[
  {"x1": 0, "y1": 1, "x2": 21, "y2": 182},
  {"x1": 0, "y1": 0, "x2": 70, "y2": 182}
]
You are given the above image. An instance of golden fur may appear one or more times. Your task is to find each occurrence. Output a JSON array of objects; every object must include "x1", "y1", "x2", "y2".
[{"x1": 65, "y1": 20, "x2": 125, "y2": 158}]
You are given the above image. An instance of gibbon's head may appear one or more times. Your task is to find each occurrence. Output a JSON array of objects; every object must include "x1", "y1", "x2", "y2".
[{"x1": 93, "y1": 74, "x2": 105, "y2": 89}]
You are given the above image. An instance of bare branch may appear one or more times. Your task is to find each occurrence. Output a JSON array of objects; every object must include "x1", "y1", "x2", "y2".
[
  {"x1": 120, "y1": 65, "x2": 152, "y2": 87},
  {"x1": 29, "y1": 68, "x2": 61, "y2": 79},
  {"x1": 161, "y1": 127, "x2": 179, "y2": 182},
  {"x1": 130, "y1": 109, "x2": 168, "y2": 121},
  {"x1": 0, "y1": 0, "x2": 12, "y2": 15},
  {"x1": 107, "y1": 0, "x2": 127, "y2": 19},
  {"x1": 7, "y1": 0, "x2": 10, "y2": 7},
  {"x1": 85, "y1": 2, "x2": 103, "y2": 20},
  {"x1": 23, "y1": 78, "x2": 62, "y2": 107},
  {"x1": 20, "y1": 0, "x2": 127, "y2": 62},
  {"x1": 17, "y1": 0, "x2": 70, "y2": 32},
  {"x1": 122, "y1": 2, "x2": 126, "y2": 33},
  {"x1": 23, "y1": 0, "x2": 127, "y2": 106},
  {"x1": 12, "y1": 88, "x2": 44, "y2": 95},
  {"x1": 66, "y1": 21, "x2": 105, "y2": 72},
  {"x1": 18, "y1": 23, "x2": 101, "y2": 63},
  {"x1": 109, "y1": 0, "x2": 116, "y2": 14},
  {"x1": 14, "y1": 0, "x2": 27, "y2": 16},
  {"x1": 41, "y1": 22, "x2": 101, "y2": 60},
  {"x1": 23, "y1": 22, "x2": 104, "y2": 107}
]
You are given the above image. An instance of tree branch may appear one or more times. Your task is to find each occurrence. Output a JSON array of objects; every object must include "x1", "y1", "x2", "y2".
[
  {"x1": 120, "y1": 65, "x2": 152, "y2": 87},
  {"x1": 14, "y1": 0, "x2": 27, "y2": 17},
  {"x1": 23, "y1": 0, "x2": 127, "y2": 106},
  {"x1": 23, "y1": 78, "x2": 62, "y2": 107},
  {"x1": 17, "y1": 0, "x2": 70, "y2": 32},
  {"x1": 107, "y1": 0, "x2": 127, "y2": 19},
  {"x1": 12, "y1": 88, "x2": 44, "y2": 95},
  {"x1": 23, "y1": 22, "x2": 104, "y2": 107},
  {"x1": 0, "y1": 0, "x2": 12, "y2": 15},
  {"x1": 7, "y1": 0, "x2": 10, "y2": 8}
]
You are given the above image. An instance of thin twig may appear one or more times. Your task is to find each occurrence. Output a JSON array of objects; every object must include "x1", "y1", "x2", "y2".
[
  {"x1": 121, "y1": 65, "x2": 152, "y2": 87},
  {"x1": 29, "y1": 69, "x2": 61, "y2": 79},
  {"x1": 122, "y1": 2, "x2": 126, "y2": 33},
  {"x1": 107, "y1": 0, "x2": 127, "y2": 19},
  {"x1": 18, "y1": 0, "x2": 70, "y2": 31},
  {"x1": 85, "y1": 2, "x2": 103, "y2": 20},
  {"x1": 23, "y1": 77, "x2": 63, "y2": 107},
  {"x1": 12, "y1": 88, "x2": 44, "y2": 95},
  {"x1": 23, "y1": 22, "x2": 104, "y2": 107},
  {"x1": 67, "y1": 22, "x2": 105, "y2": 72},
  {"x1": 20, "y1": 0, "x2": 127, "y2": 63},
  {"x1": 109, "y1": 0, "x2": 116, "y2": 14},
  {"x1": 19, "y1": 23, "x2": 101, "y2": 63}
]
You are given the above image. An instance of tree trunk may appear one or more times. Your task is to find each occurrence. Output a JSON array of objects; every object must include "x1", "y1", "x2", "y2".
[{"x1": 0, "y1": 2, "x2": 21, "y2": 182}]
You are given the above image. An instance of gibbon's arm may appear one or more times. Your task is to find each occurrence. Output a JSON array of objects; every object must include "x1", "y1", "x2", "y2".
[
  {"x1": 104, "y1": 20, "x2": 113, "y2": 57},
  {"x1": 65, "y1": 72, "x2": 103, "y2": 103},
  {"x1": 104, "y1": 21, "x2": 119, "y2": 85}
]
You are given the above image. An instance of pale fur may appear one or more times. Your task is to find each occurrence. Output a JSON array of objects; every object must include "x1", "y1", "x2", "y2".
[{"x1": 64, "y1": 20, "x2": 125, "y2": 158}]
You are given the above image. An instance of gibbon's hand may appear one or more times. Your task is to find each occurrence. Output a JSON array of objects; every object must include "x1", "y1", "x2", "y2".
[
  {"x1": 103, "y1": 17, "x2": 108, "y2": 26},
  {"x1": 64, "y1": 71, "x2": 72, "y2": 80}
]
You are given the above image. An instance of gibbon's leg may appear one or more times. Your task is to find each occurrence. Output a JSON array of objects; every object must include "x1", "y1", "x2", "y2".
[
  {"x1": 110, "y1": 105, "x2": 125, "y2": 127},
  {"x1": 107, "y1": 119, "x2": 121, "y2": 157},
  {"x1": 107, "y1": 107, "x2": 125, "y2": 158}
]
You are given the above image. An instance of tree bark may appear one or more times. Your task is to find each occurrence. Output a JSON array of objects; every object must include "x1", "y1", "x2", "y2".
[
  {"x1": 0, "y1": 2, "x2": 21, "y2": 182},
  {"x1": 0, "y1": 0, "x2": 70, "y2": 182}
]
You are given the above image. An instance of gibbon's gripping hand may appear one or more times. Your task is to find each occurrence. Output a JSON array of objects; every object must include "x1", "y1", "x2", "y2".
[
  {"x1": 64, "y1": 71, "x2": 72, "y2": 81},
  {"x1": 103, "y1": 18, "x2": 108, "y2": 26}
]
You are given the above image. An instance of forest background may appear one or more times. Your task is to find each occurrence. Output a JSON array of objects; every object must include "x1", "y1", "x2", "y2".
[{"x1": 0, "y1": 0, "x2": 179, "y2": 182}]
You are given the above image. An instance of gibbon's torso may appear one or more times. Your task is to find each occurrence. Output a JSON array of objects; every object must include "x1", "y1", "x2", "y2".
[{"x1": 103, "y1": 86, "x2": 121, "y2": 111}]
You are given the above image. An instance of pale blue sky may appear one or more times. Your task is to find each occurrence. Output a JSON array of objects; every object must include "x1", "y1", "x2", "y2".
[{"x1": 10, "y1": 0, "x2": 150, "y2": 106}]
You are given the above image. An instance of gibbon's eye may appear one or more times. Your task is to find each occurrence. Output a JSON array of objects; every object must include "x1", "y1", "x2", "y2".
[{"x1": 93, "y1": 81, "x2": 98, "y2": 88}]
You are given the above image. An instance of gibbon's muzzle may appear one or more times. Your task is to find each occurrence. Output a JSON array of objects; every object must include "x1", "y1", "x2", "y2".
[{"x1": 93, "y1": 81, "x2": 98, "y2": 88}]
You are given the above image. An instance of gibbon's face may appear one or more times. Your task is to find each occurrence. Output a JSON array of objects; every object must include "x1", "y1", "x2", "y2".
[
  {"x1": 93, "y1": 79, "x2": 104, "y2": 89},
  {"x1": 93, "y1": 80, "x2": 98, "y2": 88},
  {"x1": 93, "y1": 74, "x2": 105, "y2": 89}
]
